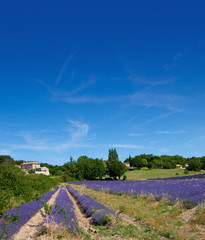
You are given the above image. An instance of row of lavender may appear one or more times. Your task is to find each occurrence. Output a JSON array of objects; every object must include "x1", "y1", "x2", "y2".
[
  {"x1": 151, "y1": 173, "x2": 205, "y2": 180},
  {"x1": 66, "y1": 185, "x2": 116, "y2": 225},
  {"x1": 46, "y1": 186, "x2": 78, "y2": 232},
  {"x1": 71, "y1": 179, "x2": 205, "y2": 205},
  {"x1": 0, "y1": 186, "x2": 59, "y2": 240}
]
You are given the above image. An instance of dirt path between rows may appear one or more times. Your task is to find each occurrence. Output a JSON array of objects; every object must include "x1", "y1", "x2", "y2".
[
  {"x1": 64, "y1": 184, "x2": 95, "y2": 234},
  {"x1": 13, "y1": 187, "x2": 61, "y2": 240},
  {"x1": 12, "y1": 184, "x2": 145, "y2": 240}
]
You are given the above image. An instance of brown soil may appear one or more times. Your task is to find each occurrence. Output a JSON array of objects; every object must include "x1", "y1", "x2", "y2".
[
  {"x1": 64, "y1": 184, "x2": 95, "y2": 233},
  {"x1": 176, "y1": 206, "x2": 205, "y2": 240},
  {"x1": 178, "y1": 206, "x2": 198, "y2": 223}
]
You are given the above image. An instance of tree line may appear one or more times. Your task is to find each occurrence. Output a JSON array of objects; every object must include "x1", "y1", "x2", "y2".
[
  {"x1": 124, "y1": 154, "x2": 205, "y2": 171},
  {"x1": 42, "y1": 149, "x2": 127, "y2": 181},
  {"x1": 1, "y1": 150, "x2": 205, "y2": 183}
]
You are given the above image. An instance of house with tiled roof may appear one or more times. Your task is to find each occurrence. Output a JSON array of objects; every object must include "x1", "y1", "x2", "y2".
[{"x1": 20, "y1": 162, "x2": 49, "y2": 175}]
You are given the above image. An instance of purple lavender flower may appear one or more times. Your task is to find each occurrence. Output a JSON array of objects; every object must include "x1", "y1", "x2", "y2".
[
  {"x1": 0, "y1": 187, "x2": 58, "y2": 240},
  {"x1": 71, "y1": 176, "x2": 205, "y2": 206},
  {"x1": 66, "y1": 185, "x2": 116, "y2": 221},
  {"x1": 46, "y1": 186, "x2": 78, "y2": 232},
  {"x1": 91, "y1": 209, "x2": 111, "y2": 225}
]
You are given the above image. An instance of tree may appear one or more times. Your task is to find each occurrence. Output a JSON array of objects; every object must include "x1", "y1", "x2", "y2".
[
  {"x1": 107, "y1": 149, "x2": 126, "y2": 180},
  {"x1": 63, "y1": 156, "x2": 78, "y2": 179},
  {"x1": 77, "y1": 156, "x2": 96, "y2": 180},
  {"x1": 0, "y1": 155, "x2": 15, "y2": 165},
  {"x1": 200, "y1": 156, "x2": 205, "y2": 170},
  {"x1": 94, "y1": 158, "x2": 106, "y2": 180},
  {"x1": 187, "y1": 158, "x2": 202, "y2": 171},
  {"x1": 131, "y1": 156, "x2": 144, "y2": 169}
]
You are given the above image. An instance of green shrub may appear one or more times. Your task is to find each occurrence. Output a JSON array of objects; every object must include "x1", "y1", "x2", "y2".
[
  {"x1": 28, "y1": 169, "x2": 35, "y2": 174},
  {"x1": 182, "y1": 200, "x2": 195, "y2": 209},
  {"x1": 122, "y1": 174, "x2": 127, "y2": 180},
  {"x1": 0, "y1": 164, "x2": 59, "y2": 213},
  {"x1": 42, "y1": 201, "x2": 52, "y2": 215},
  {"x1": 184, "y1": 169, "x2": 189, "y2": 174},
  {"x1": 141, "y1": 167, "x2": 149, "y2": 170},
  {"x1": 119, "y1": 205, "x2": 126, "y2": 212},
  {"x1": 192, "y1": 205, "x2": 205, "y2": 225}
]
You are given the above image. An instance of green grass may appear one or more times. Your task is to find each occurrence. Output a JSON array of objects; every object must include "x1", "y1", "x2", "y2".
[
  {"x1": 71, "y1": 184, "x2": 204, "y2": 240},
  {"x1": 124, "y1": 168, "x2": 198, "y2": 180}
]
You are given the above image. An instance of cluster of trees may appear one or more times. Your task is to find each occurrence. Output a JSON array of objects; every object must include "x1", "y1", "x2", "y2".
[
  {"x1": 63, "y1": 156, "x2": 106, "y2": 181},
  {"x1": 186, "y1": 157, "x2": 205, "y2": 171},
  {"x1": 46, "y1": 149, "x2": 127, "y2": 181},
  {"x1": 0, "y1": 149, "x2": 125, "y2": 181},
  {"x1": 40, "y1": 149, "x2": 127, "y2": 181},
  {"x1": 124, "y1": 154, "x2": 205, "y2": 171},
  {"x1": 1, "y1": 150, "x2": 205, "y2": 188},
  {"x1": 0, "y1": 155, "x2": 24, "y2": 165},
  {"x1": 0, "y1": 156, "x2": 59, "y2": 214}
]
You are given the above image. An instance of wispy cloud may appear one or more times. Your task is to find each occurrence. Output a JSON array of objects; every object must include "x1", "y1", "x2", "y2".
[
  {"x1": 128, "y1": 75, "x2": 176, "y2": 87},
  {"x1": 6, "y1": 128, "x2": 53, "y2": 152},
  {"x1": 127, "y1": 92, "x2": 183, "y2": 110},
  {"x1": 50, "y1": 89, "x2": 184, "y2": 111},
  {"x1": 127, "y1": 133, "x2": 142, "y2": 136},
  {"x1": 173, "y1": 52, "x2": 182, "y2": 61},
  {"x1": 69, "y1": 75, "x2": 98, "y2": 95},
  {"x1": 54, "y1": 142, "x2": 91, "y2": 151},
  {"x1": 156, "y1": 130, "x2": 187, "y2": 134},
  {"x1": 67, "y1": 120, "x2": 89, "y2": 140},
  {"x1": 11, "y1": 144, "x2": 49, "y2": 151},
  {"x1": 56, "y1": 52, "x2": 77, "y2": 85},
  {"x1": 187, "y1": 135, "x2": 205, "y2": 144},
  {"x1": 110, "y1": 144, "x2": 153, "y2": 149},
  {"x1": 0, "y1": 149, "x2": 12, "y2": 155},
  {"x1": 131, "y1": 109, "x2": 182, "y2": 128},
  {"x1": 36, "y1": 79, "x2": 52, "y2": 91}
]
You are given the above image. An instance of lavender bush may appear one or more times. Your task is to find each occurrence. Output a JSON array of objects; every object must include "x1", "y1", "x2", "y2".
[
  {"x1": 71, "y1": 177, "x2": 205, "y2": 206},
  {"x1": 91, "y1": 209, "x2": 111, "y2": 225},
  {"x1": 46, "y1": 186, "x2": 78, "y2": 232},
  {"x1": 0, "y1": 186, "x2": 58, "y2": 240},
  {"x1": 66, "y1": 185, "x2": 116, "y2": 224}
]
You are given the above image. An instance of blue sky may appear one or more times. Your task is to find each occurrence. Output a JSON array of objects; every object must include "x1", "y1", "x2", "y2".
[{"x1": 1, "y1": 1, "x2": 205, "y2": 165}]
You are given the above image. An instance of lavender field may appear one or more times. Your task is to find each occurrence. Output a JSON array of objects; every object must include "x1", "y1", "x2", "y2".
[
  {"x1": 66, "y1": 185, "x2": 116, "y2": 225},
  {"x1": 1, "y1": 181, "x2": 205, "y2": 240},
  {"x1": 0, "y1": 187, "x2": 59, "y2": 239},
  {"x1": 46, "y1": 186, "x2": 78, "y2": 232},
  {"x1": 72, "y1": 173, "x2": 205, "y2": 205},
  {"x1": 0, "y1": 185, "x2": 118, "y2": 239}
]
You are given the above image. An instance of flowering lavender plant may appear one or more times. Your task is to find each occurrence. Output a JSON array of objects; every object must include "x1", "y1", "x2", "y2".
[
  {"x1": 66, "y1": 185, "x2": 116, "y2": 224},
  {"x1": 0, "y1": 186, "x2": 58, "y2": 240},
  {"x1": 46, "y1": 186, "x2": 78, "y2": 232},
  {"x1": 91, "y1": 209, "x2": 111, "y2": 225},
  {"x1": 71, "y1": 176, "x2": 205, "y2": 206}
]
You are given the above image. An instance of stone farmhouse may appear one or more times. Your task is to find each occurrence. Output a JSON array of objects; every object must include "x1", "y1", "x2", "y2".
[
  {"x1": 123, "y1": 162, "x2": 130, "y2": 168},
  {"x1": 20, "y1": 161, "x2": 49, "y2": 175}
]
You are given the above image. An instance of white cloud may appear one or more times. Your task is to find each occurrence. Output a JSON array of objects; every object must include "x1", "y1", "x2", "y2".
[
  {"x1": 54, "y1": 142, "x2": 91, "y2": 151},
  {"x1": 67, "y1": 120, "x2": 89, "y2": 139},
  {"x1": 0, "y1": 149, "x2": 12, "y2": 155},
  {"x1": 129, "y1": 75, "x2": 176, "y2": 87},
  {"x1": 11, "y1": 144, "x2": 48, "y2": 151},
  {"x1": 156, "y1": 130, "x2": 187, "y2": 134},
  {"x1": 56, "y1": 52, "x2": 76, "y2": 85},
  {"x1": 127, "y1": 133, "x2": 142, "y2": 136},
  {"x1": 111, "y1": 144, "x2": 153, "y2": 149}
]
